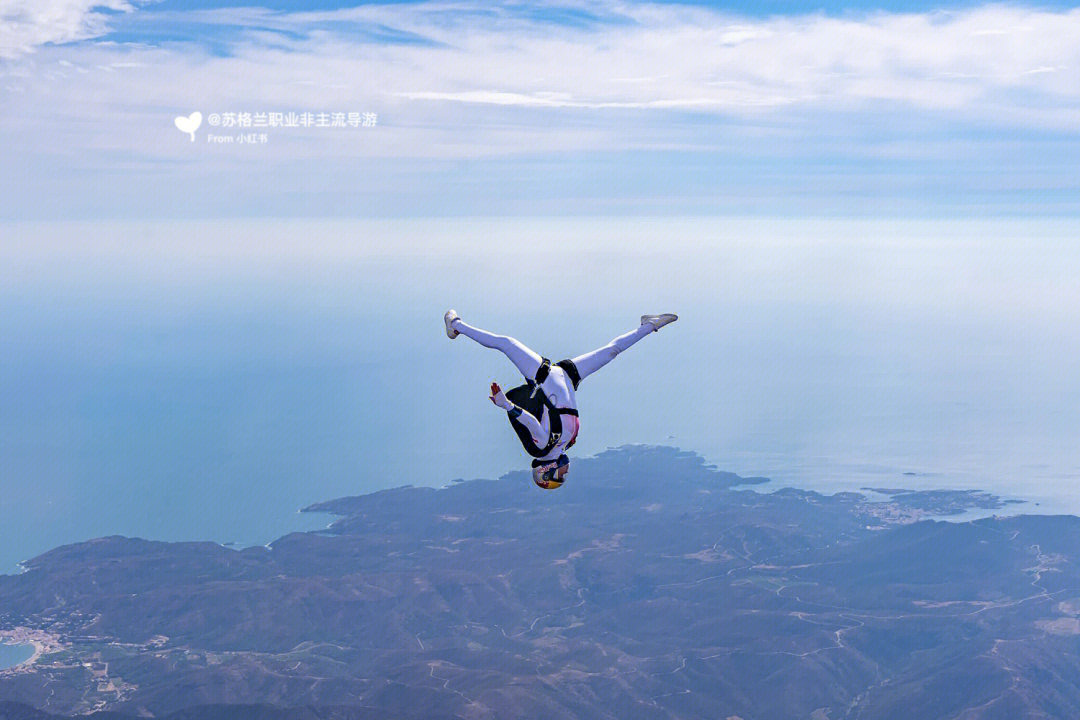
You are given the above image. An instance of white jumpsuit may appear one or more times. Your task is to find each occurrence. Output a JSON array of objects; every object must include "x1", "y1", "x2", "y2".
[{"x1": 450, "y1": 319, "x2": 656, "y2": 461}]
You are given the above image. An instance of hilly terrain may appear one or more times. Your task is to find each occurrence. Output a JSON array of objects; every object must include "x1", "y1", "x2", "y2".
[{"x1": 1, "y1": 446, "x2": 1078, "y2": 719}]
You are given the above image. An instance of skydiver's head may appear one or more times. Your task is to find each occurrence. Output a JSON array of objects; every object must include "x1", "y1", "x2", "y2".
[{"x1": 532, "y1": 455, "x2": 569, "y2": 490}]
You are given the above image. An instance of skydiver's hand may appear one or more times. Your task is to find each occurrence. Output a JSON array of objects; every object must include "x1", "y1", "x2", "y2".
[{"x1": 490, "y1": 382, "x2": 513, "y2": 410}]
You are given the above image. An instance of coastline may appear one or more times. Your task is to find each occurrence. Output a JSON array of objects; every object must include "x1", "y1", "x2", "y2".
[{"x1": 0, "y1": 628, "x2": 63, "y2": 673}]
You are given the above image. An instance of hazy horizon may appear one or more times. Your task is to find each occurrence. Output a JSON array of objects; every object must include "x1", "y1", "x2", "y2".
[{"x1": 4, "y1": 215, "x2": 1079, "y2": 573}]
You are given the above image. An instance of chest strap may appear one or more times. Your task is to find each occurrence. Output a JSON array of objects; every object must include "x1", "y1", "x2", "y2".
[{"x1": 532, "y1": 357, "x2": 582, "y2": 392}]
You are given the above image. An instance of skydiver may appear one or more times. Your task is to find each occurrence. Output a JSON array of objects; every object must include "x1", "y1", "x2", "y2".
[{"x1": 443, "y1": 310, "x2": 678, "y2": 490}]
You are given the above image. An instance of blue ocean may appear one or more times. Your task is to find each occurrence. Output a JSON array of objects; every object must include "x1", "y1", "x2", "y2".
[
  {"x1": 0, "y1": 644, "x2": 33, "y2": 670},
  {"x1": 3, "y1": 217, "x2": 1078, "y2": 573}
]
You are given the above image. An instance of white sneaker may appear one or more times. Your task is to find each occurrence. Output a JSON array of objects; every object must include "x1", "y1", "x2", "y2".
[
  {"x1": 641, "y1": 313, "x2": 678, "y2": 332},
  {"x1": 444, "y1": 309, "x2": 461, "y2": 338}
]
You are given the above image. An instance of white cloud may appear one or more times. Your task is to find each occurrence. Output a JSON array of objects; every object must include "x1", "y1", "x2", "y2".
[
  {"x1": 0, "y1": 1, "x2": 1077, "y2": 218},
  {"x1": 0, "y1": 0, "x2": 149, "y2": 59},
  {"x1": 3, "y1": 2, "x2": 1078, "y2": 123}
]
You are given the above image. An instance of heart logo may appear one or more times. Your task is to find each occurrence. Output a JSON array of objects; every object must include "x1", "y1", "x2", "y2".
[{"x1": 174, "y1": 111, "x2": 202, "y2": 142}]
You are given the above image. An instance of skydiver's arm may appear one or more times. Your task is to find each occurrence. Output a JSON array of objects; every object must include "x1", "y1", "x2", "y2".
[
  {"x1": 507, "y1": 406, "x2": 547, "y2": 446},
  {"x1": 490, "y1": 382, "x2": 546, "y2": 445}
]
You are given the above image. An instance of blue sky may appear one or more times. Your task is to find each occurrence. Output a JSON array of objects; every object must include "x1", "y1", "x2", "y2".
[
  {"x1": 100, "y1": 0, "x2": 1080, "y2": 16},
  {"x1": 1, "y1": 0, "x2": 1078, "y2": 218}
]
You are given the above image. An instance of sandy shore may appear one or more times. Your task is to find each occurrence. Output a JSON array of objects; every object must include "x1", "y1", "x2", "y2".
[{"x1": 0, "y1": 627, "x2": 63, "y2": 673}]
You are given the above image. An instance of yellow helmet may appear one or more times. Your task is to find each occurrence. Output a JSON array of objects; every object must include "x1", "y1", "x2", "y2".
[{"x1": 532, "y1": 455, "x2": 569, "y2": 490}]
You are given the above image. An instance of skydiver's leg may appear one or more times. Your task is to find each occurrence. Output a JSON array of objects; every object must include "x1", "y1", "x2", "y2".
[
  {"x1": 569, "y1": 322, "x2": 654, "y2": 382},
  {"x1": 451, "y1": 319, "x2": 543, "y2": 380}
]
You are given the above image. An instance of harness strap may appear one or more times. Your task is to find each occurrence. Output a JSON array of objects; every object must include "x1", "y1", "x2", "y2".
[
  {"x1": 534, "y1": 358, "x2": 552, "y2": 385},
  {"x1": 528, "y1": 358, "x2": 552, "y2": 400},
  {"x1": 555, "y1": 359, "x2": 582, "y2": 390},
  {"x1": 512, "y1": 358, "x2": 579, "y2": 457},
  {"x1": 532, "y1": 358, "x2": 581, "y2": 392}
]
